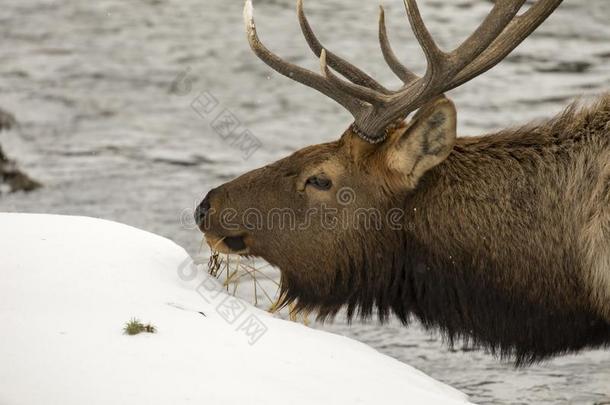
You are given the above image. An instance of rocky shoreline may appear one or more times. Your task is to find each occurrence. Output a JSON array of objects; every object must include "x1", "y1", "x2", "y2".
[{"x1": 0, "y1": 108, "x2": 41, "y2": 194}]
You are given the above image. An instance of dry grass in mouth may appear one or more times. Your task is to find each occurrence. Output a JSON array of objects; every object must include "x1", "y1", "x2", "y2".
[{"x1": 202, "y1": 237, "x2": 309, "y2": 324}]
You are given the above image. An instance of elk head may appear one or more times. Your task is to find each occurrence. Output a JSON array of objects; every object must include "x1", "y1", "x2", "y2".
[{"x1": 195, "y1": 0, "x2": 562, "y2": 316}]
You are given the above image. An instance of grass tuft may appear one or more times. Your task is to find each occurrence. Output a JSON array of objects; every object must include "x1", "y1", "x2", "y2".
[{"x1": 123, "y1": 318, "x2": 157, "y2": 335}]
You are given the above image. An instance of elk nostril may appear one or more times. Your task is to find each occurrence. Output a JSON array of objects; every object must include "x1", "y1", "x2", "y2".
[{"x1": 194, "y1": 194, "x2": 212, "y2": 226}]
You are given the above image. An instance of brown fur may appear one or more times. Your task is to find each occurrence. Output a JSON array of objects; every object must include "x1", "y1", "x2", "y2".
[{"x1": 197, "y1": 94, "x2": 610, "y2": 364}]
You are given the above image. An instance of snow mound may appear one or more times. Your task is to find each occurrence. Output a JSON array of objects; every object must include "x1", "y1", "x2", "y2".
[{"x1": 0, "y1": 213, "x2": 471, "y2": 404}]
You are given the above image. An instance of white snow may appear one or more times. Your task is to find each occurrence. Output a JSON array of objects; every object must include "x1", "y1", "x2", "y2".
[{"x1": 0, "y1": 213, "x2": 471, "y2": 405}]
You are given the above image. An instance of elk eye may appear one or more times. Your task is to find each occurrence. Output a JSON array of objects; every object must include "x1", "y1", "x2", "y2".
[{"x1": 306, "y1": 175, "x2": 332, "y2": 191}]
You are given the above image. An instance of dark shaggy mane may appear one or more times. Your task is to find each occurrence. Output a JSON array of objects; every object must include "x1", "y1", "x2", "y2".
[{"x1": 279, "y1": 226, "x2": 610, "y2": 366}]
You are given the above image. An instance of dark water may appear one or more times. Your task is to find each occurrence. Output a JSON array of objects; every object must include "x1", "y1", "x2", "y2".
[{"x1": 1, "y1": 0, "x2": 609, "y2": 403}]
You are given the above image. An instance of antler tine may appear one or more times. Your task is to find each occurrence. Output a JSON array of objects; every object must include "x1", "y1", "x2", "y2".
[
  {"x1": 244, "y1": 0, "x2": 361, "y2": 113},
  {"x1": 378, "y1": 5, "x2": 419, "y2": 84},
  {"x1": 319, "y1": 50, "x2": 387, "y2": 105},
  {"x1": 379, "y1": 0, "x2": 523, "y2": 86},
  {"x1": 379, "y1": 0, "x2": 524, "y2": 87},
  {"x1": 400, "y1": 0, "x2": 525, "y2": 84},
  {"x1": 450, "y1": 0, "x2": 563, "y2": 89},
  {"x1": 355, "y1": 0, "x2": 561, "y2": 139},
  {"x1": 297, "y1": 0, "x2": 390, "y2": 94},
  {"x1": 446, "y1": 0, "x2": 526, "y2": 77},
  {"x1": 403, "y1": 0, "x2": 445, "y2": 80}
]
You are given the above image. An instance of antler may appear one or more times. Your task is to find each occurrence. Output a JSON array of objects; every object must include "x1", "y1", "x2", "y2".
[{"x1": 244, "y1": 0, "x2": 563, "y2": 143}]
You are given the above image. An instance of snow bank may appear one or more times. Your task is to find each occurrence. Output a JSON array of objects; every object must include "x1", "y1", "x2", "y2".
[{"x1": 0, "y1": 214, "x2": 471, "y2": 404}]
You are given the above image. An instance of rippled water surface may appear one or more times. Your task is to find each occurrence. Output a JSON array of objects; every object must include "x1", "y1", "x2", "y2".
[{"x1": 1, "y1": 0, "x2": 609, "y2": 403}]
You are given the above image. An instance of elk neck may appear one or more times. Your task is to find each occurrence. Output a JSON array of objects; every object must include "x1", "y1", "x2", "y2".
[{"x1": 383, "y1": 100, "x2": 610, "y2": 364}]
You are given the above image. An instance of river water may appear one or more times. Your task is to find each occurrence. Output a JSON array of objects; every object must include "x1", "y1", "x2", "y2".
[{"x1": 1, "y1": 0, "x2": 609, "y2": 403}]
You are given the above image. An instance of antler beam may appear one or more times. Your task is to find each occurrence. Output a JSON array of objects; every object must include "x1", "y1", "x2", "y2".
[{"x1": 244, "y1": 0, "x2": 563, "y2": 143}]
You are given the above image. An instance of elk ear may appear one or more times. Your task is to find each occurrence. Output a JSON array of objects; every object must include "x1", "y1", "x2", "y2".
[{"x1": 385, "y1": 97, "x2": 456, "y2": 187}]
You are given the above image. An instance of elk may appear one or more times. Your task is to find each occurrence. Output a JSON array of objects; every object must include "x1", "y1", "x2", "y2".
[{"x1": 195, "y1": 0, "x2": 610, "y2": 364}]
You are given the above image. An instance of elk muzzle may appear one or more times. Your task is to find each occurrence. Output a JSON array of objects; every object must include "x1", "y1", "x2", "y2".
[{"x1": 195, "y1": 188, "x2": 249, "y2": 254}]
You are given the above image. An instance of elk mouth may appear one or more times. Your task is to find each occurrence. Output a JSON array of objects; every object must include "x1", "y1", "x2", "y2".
[{"x1": 204, "y1": 233, "x2": 249, "y2": 255}]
